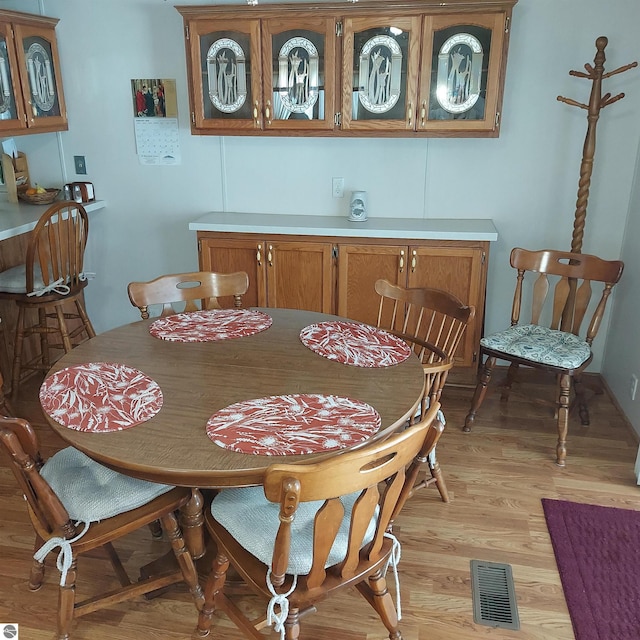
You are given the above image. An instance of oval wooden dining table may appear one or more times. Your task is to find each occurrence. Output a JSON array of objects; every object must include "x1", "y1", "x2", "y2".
[{"x1": 40, "y1": 307, "x2": 425, "y2": 557}]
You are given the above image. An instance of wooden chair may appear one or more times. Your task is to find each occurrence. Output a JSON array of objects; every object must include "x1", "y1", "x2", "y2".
[
  {"x1": 195, "y1": 402, "x2": 445, "y2": 640},
  {"x1": 375, "y1": 278, "x2": 475, "y2": 502},
  {"x1": 0, "y1": 415, "x2": 204, "y2": 639},
  {"x1": 463, "y1": 248, "x2": 624, "y2": 467},
  {"x1": 0, "y1": 202, "x2": 96, "y2": 401},
  {"x1": 127, "y1": 270, "x2": 249, "y2": 319}
]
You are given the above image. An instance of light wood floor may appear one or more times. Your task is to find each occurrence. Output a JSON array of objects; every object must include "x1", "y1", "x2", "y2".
[{"x1": 1, "y1": 370, "x2": 638, "y2": 640}]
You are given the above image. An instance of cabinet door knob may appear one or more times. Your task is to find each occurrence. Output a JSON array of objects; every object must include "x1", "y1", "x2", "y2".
[
  {"x1": 411, "y1": 250, "x2": 417, "y2": 272},
  {"x1": 253, "y1": 100, "x2": 260, "y2": 127},
  {"x1": 420, "y1": 101, "x2": 426, "y2": 128},
  {"x1": 399, "y1": 250, "x2": 405, "y2": 273},
  {"x1": 267, "y1": 245, "x2": 273, "y2": 267},
  {"x1": 256, "y1": 243, "x2": 262, "y2": 266},
  {"x1": 407, "y1": 102, "x2": 413, "y2": 128}
]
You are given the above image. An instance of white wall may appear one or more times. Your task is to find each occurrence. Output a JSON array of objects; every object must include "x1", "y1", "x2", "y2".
[
  {"x1": 603, "y1": 142, "x2": 640, "y2": 432},
  {"x1": 3, "y1": 0, "x2": 640, "y2": 431}
]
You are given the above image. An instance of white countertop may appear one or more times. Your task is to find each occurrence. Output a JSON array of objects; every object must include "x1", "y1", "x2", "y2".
[
  {"x1": 189, "y1": 212, "x2": 498, "y2": 241},
  {"x1": 0, "y1": 198, "x2": 107, "y2": 241}
]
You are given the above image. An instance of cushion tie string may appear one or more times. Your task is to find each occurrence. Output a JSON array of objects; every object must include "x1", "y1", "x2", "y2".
[
  {"x1": 266, "y1": 568, "x2": 298, "y2": 640},
  {"x1": 27, "y1": 278, "x2": 70, "y2": 297},
  {"x1": 383, "y1": 531, "x2": 402, "y2": 620},
  {"x1": 26, "y1": 271, "x2": 95, "y2": 297},
  {"x1": 33, "y1": 521, "x2": 91, "y2": 586}
]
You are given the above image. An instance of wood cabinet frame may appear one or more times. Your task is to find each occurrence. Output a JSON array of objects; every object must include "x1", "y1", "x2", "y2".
[{"x1": 178, "y1": 0, "x2": 517, "y2": 138}]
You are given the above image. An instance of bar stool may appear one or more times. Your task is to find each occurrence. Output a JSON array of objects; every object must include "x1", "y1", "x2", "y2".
[{"x1": 0, "y1": 202, "x2": 96, "y2": 401}]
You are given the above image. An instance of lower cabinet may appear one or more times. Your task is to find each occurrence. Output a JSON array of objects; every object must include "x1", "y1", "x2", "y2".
[
  {"x1": 197, "y1": 231, "x2": 489, "y2": 384},
  {"x1": 198, "y1": 234, "x2": 335, "y2": 313},
  {"x1": 337, "y1": 242, "x2": 486, "y2": 381}
]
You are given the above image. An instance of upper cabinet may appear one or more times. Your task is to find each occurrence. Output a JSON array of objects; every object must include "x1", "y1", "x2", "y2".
[
  {"x1": 0, "y1": 10, "x2": 67, "y2": 136},
  {"x1": 420, "y1": 13, "x2": 509, "y2": 135},
  {"x1": 177, "y1": 0, "x2": 517, "y2": 138},
  {"x1": 183, "y1": 14, "x2": 337, "y2": 134},
  {"x1": 341, "y1": 14, "x2": 422, "y2": 133}
]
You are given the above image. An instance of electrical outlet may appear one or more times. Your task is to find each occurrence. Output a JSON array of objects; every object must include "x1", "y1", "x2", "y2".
[
  {"x1": 631, "y1": 374, "x2": 638, "y2": 401},
  {"x1": 332, "y1": 177, "x2": 344, "y2": 198},
  {"x1": 74, "y1": 155, "x2": 87, "y2": 175}
]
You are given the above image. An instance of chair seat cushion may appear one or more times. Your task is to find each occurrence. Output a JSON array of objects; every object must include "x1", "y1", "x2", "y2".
[
  {"x1": 480, "y1": 324, "x2": 591, "y2": 369},
  {"x1": 40, "y1": 447, "x2": 174, "y2": 522},
  {"x1": 211, "y1": 486, "x2": 377, "y2": 575},
  {"x1": 0, "y1": 263, "x2": 42, "y2": 294}
]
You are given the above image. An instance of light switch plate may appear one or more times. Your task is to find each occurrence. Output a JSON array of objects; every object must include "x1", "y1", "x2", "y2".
[{"x1": 74, "y1": 155, "x2": 87, "y2": 175}]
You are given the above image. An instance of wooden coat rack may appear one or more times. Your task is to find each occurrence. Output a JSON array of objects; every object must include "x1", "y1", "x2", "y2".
[
  {"x1": 557, "y1": 36, "x2": 637, "y2": 254},
  {"x1": 556, "y1": 37, "x2": 636, "y2": 331}
]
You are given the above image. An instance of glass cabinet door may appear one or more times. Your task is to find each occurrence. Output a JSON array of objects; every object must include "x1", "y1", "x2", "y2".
[
  {"x1": 420, "y1": 13, "x2": 507, "y2": 134},
  {"x1": 341, "y1": 15, "x2": 421, "y2": 132},
  {"x1": 0, "y1": 22, "x2": 27, "y2": 133},
  {"x1": 14, "y1": 23, "x2": 67, "y2": 132},
  {"x1": 262, "y1": 17, "x2": 336, "y2": 132},
  {"x1": 190, "y1": 18, "x2": 262, "y2": 131}
]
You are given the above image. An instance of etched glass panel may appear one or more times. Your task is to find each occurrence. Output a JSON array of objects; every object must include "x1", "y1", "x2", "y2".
[
  {"x1": 0, "y1": 36, "x2": 18, "y2": 121},
  {"x1": 351, "y1": 26, "x2": 409, "y2": 121},
  {"x1": 200, "y1": 31, "x2": 253, "y2": 120},
  {"x1": 428, "y1": 25, "x2": 491, "y2": 121},
  {"x1": 23, "y1": 36, "x2": 60, "y2": 118},
  {"x1": 271, "y1": 29, "x2": 325, "y2": 121}
]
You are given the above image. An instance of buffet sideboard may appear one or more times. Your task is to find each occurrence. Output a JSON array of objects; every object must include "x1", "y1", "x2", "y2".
[{"x1": 191, "y1": 213, "x2": 497, "y2": 385}]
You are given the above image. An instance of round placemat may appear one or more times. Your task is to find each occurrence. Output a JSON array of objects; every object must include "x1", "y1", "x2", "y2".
[
  {"x1": 206, "y1": 393, "x2": 381, "y2": 455},
  {"x1": 299, "y1": 320, "x2": 412, "y2": 367},
  {"x1": 149, "y1": 309, "x2": 272, "y2": 342},
  {"x1": 39, "y1": 362, "x2": 163, "y2": 432}
]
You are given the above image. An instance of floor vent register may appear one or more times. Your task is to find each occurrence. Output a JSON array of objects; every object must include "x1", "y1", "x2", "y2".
[{"x1": 470, "y1": 560, "x2": 520, "y2": 630}]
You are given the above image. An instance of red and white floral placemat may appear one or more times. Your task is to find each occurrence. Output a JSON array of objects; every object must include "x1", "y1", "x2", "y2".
[
  {"x1": 299, "y1": 320, "x2": 412, "y2": 367},
  {"x1": 206, "y1": 393, "x2": 381, "y2": 455},
  {"x1": 149, "y1": 309, "x2": 272, "y2": 342},
  {"x1": 39, "y1": 363, "x2": 163, "y2": 433}
]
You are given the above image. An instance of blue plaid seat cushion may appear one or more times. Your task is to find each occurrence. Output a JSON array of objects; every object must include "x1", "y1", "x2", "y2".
[{"x1": 480, "y1": 324, "x2": 591, "y2": 369}]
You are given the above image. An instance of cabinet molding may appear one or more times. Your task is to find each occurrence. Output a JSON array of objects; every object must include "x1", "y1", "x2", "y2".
[{"x1": 177, "y1": 0, "x2": 517, "y2": 138}]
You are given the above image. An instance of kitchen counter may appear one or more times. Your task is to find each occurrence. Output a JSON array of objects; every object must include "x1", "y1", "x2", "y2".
[
  {"x1": 0, "y1": 198, "x2": 107, "y2": 241},
  {"x1": 189, "y1": 212, "x2": 498, "y2": 241}
]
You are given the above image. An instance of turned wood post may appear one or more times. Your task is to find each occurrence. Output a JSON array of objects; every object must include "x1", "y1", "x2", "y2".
[
  {"x1": 557, "y1": 36, "x2": 636, "y2": 254},
  {"x1": 556, "y1": 38, "x2": 636, "y2": 325}
]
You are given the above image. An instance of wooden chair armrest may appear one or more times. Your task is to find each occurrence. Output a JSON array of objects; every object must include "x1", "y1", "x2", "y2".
[
  {"x1": 422, "y1": 360, "x2": 454, "y2": 375},
  {"x1": 386, "y1": 330, "x2": 450, "y2": 365}
]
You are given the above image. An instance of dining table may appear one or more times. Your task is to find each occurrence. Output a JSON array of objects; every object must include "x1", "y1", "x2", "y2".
[{"x1": 39, "y1": 306, "x2": 426, "y2": 559}]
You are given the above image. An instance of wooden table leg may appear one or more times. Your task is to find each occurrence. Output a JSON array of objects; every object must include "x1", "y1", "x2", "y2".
[
  {"x1": 140, "y1": 487, "x2": 215, "y2": 597},
  {"x1": 179, "y1": 487, "x2": 206, "y2": 560}
]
